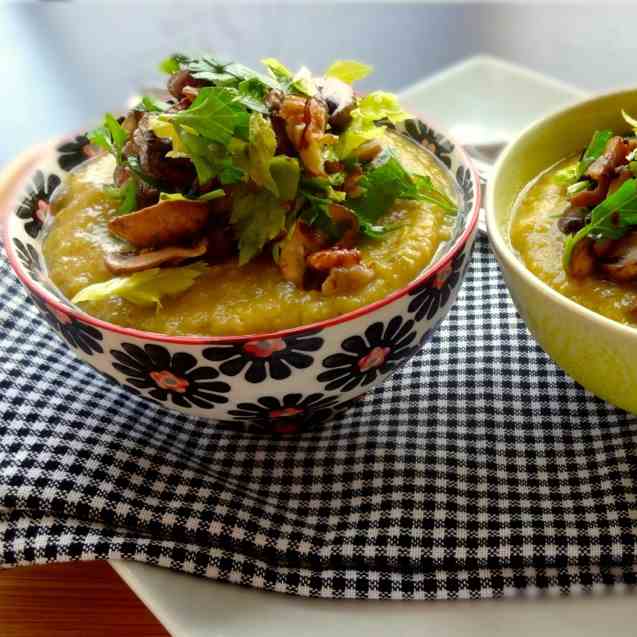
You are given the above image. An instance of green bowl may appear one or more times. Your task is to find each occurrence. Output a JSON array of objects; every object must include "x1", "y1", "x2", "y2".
[{"x1": 487, "y1": 88, "x2": 637, "y2": 414}]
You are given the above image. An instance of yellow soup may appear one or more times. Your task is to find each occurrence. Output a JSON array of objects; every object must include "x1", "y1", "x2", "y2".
[
  {"x1": 44, "y1": 135, "x2": 456, "y2": 336},
  {"x1": 510, "y1": 156, "x2": 637, "y2": 326}
]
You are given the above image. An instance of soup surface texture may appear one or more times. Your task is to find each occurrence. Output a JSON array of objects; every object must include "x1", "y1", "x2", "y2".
[
  {"x1": 44, "y1": 135, "x2": 456, "y2": 336},
  {"x1": 511, "y1": 156, "x2": 637, "y2": 325}
]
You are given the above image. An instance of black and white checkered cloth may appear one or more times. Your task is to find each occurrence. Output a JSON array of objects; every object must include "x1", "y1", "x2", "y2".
[{"x1": 1, "y1": 236, "x2": 636, "y2": 599}]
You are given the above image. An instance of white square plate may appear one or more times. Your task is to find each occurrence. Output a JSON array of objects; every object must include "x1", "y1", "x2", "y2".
[
  {"x1": 110, "y1": 57, "x2": 635, "y2": 636},
  {"x1": 399, "y1": 55, "x2": 586, "y2": 147}
]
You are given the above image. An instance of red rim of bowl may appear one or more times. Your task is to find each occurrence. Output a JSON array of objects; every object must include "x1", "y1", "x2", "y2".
[{"x1": 4, "y1": 124, "x2": 481, "y2": 345}]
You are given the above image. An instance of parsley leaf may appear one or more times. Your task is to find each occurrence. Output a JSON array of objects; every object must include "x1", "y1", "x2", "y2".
[
  {"x1": 236, "y1": 78, "x2": 270, "y2": 114},
  {"x1": 402, "y1": 174, "x2": 457, "y2": 213},
  {"x1": 301, "y1": 176, "x2": 346, "y2": 202},
  {"x1": 299, "y1": 193, "x2": 342, "y2": 240},
  {"x1": 186, "y1": 55, "x2": 279, "y2": 91},
  {"x1": 175, "y1": 128, "x2": 246, "y2": 185},
  {"x1": 161, "y1": 87, "x2": 247, "y2": 146},
  {"x1": 88, "y1": 113, "x2": 128, "y2": 163},
  {"x1": 348, "y1": 152, "x2": 411, "y2": 222},
  {"x1": 348, "y1": 151, "x2": 456, "y2": 225}
]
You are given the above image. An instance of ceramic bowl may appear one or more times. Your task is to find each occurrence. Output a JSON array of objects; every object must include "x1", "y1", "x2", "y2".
[
  {"x1": 4, "y1": 118, "x2": 480, "y2": 432},
  {"x1": 487, "y1": 88, "x2": 637, "y2": 414}
]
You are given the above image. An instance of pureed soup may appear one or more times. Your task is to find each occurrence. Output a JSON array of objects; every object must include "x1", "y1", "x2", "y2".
[
  {"x1": 511, "y1": 117, "x2": 637, "y2": 326},
  {"x1": 43, "y1": 55, "x2": 460, "y2": 337},
  {"x1": 45, "y1": 135, "x2": 457, "y2": 336}
]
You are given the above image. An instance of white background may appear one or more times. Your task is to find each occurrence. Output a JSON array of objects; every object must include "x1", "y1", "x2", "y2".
[{"x1": 4, "y1": 2, "x2": 637, "y2": 165}]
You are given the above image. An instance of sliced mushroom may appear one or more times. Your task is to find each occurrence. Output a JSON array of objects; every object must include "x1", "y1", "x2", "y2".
[
  {"x1": 567, "y1": 237, "x2": 596, "y2": 279},
  {"x1": 315, "y1": 77, "x2": 355, "y2": 131},
  {"x1": 593, "y1": 238, "x2": 615, "y2": 258},
  {"x1": 167, "y1": 70, "x2": 205, "y2": 99},
  {"x1": 108, "y1": 199, "x2": 210, "y2": 249},
  {"x1": 321, "y1": 264, "x2": 375, "y2": 296},
  {"x1": 586, "y1": 136, "x2": 629, "y2": 182},
  {"x1": 600, "y1": 232, "x2": 637, "y2": 282},
  {"x1": 104, "y1": 238, "x2": 208, "y2": 275},
  {"x1": 569, "y1": 174, "x2": 610, "y2": 208},
  {"x1": 557, "y1": 206, "x2": 588, "y2": 235},
  {"x1": 131, "y1": 113, "x2": 196, "y2": 189}
]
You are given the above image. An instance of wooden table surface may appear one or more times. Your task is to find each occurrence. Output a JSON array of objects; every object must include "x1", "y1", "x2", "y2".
[{"x1": 0, "y1": 562, "x2": 168, "y2": 637}]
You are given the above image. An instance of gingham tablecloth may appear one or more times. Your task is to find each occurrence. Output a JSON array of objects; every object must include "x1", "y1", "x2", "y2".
[{"x1": 1, "y1": 236, "x2": 636, "y2": 599}]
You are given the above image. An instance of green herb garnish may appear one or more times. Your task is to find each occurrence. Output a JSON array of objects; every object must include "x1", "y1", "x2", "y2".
[
  {"x1": 348, "y1": 151, "x2": 456, "y2": 223},
  {"x1": 104, "y1": 178, "x2": 137, "y2": 214},
  {"x1": 566, "y1": 181, "x2": 591, "y2": 197},
  {"x1": 72, "y1": 262, "x2": 208, "y2": 309},
  {"x1": 158, "y1": 54, "x2": 187, "y2": 75},
  {"x1": 88, "y1": 113, "x2": 128, "y2": 164},
  {"x1": 576, "y1": 130, "x2": 613, "y2": 178},
  {"x1": 137, "y1": 95, "x2": 171, "y2": 113},
  {"x1": 159, "y1": 189, "x2": 225, "y2": 202},
  {"x1": 563, "y1": 178, "x2": 637, "y2": 268},
  {"x1": 235, "y1": 78, "x2": 270, "y2": 114},
  {"x1": 231, "y1": 188, "x2": 287, "y2": 265},
  {"x1": 161, "y1": 87, "x2": 248, "y2": 145},
  {"x1": 269, "y1": 155, "x2": 300, "y2": 201},
  {"x1": 261, "y1": 58, "x2": 315, "y2": 96},
  {"x1": 552, "y1": 164, "x2": 579, "y2": 186},
  {"x1": 248, "y1": 113, "x2": 279, "y2": 195},
  {"x1": 125, "y1": 155, "x2": 160, "y2": 188}
]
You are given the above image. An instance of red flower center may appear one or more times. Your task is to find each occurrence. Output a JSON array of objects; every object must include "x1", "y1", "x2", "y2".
[
  {"x1": 272, "y1": 421, "x2": 300, "y2": 434},
  {"x1": 269, "y1": 406, "x2": 303, "y2": 419},
  {"x1": 243, "y1": 338, "x2": 286, "y2": 358},
  {"x1": 48, "y1": 305, "x2": 72, "y2": 325},
  {"x1": 150, "y1": 370, "x2": 189, "y2": 393},
  {"x1": 358, "y1": 346, "x2": 391, "y2": 372},
  {"x1": 35, "y1": 200, "x2": 50, "y2": 224},
  {"x1": 433, "y1": 263, "x2": 453, "y2": 289}
]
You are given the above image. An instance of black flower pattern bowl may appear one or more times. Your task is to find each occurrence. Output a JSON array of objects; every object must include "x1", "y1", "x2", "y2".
[{"x1": 3, "y1": 118, "x2": 480, "y2": 433}]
